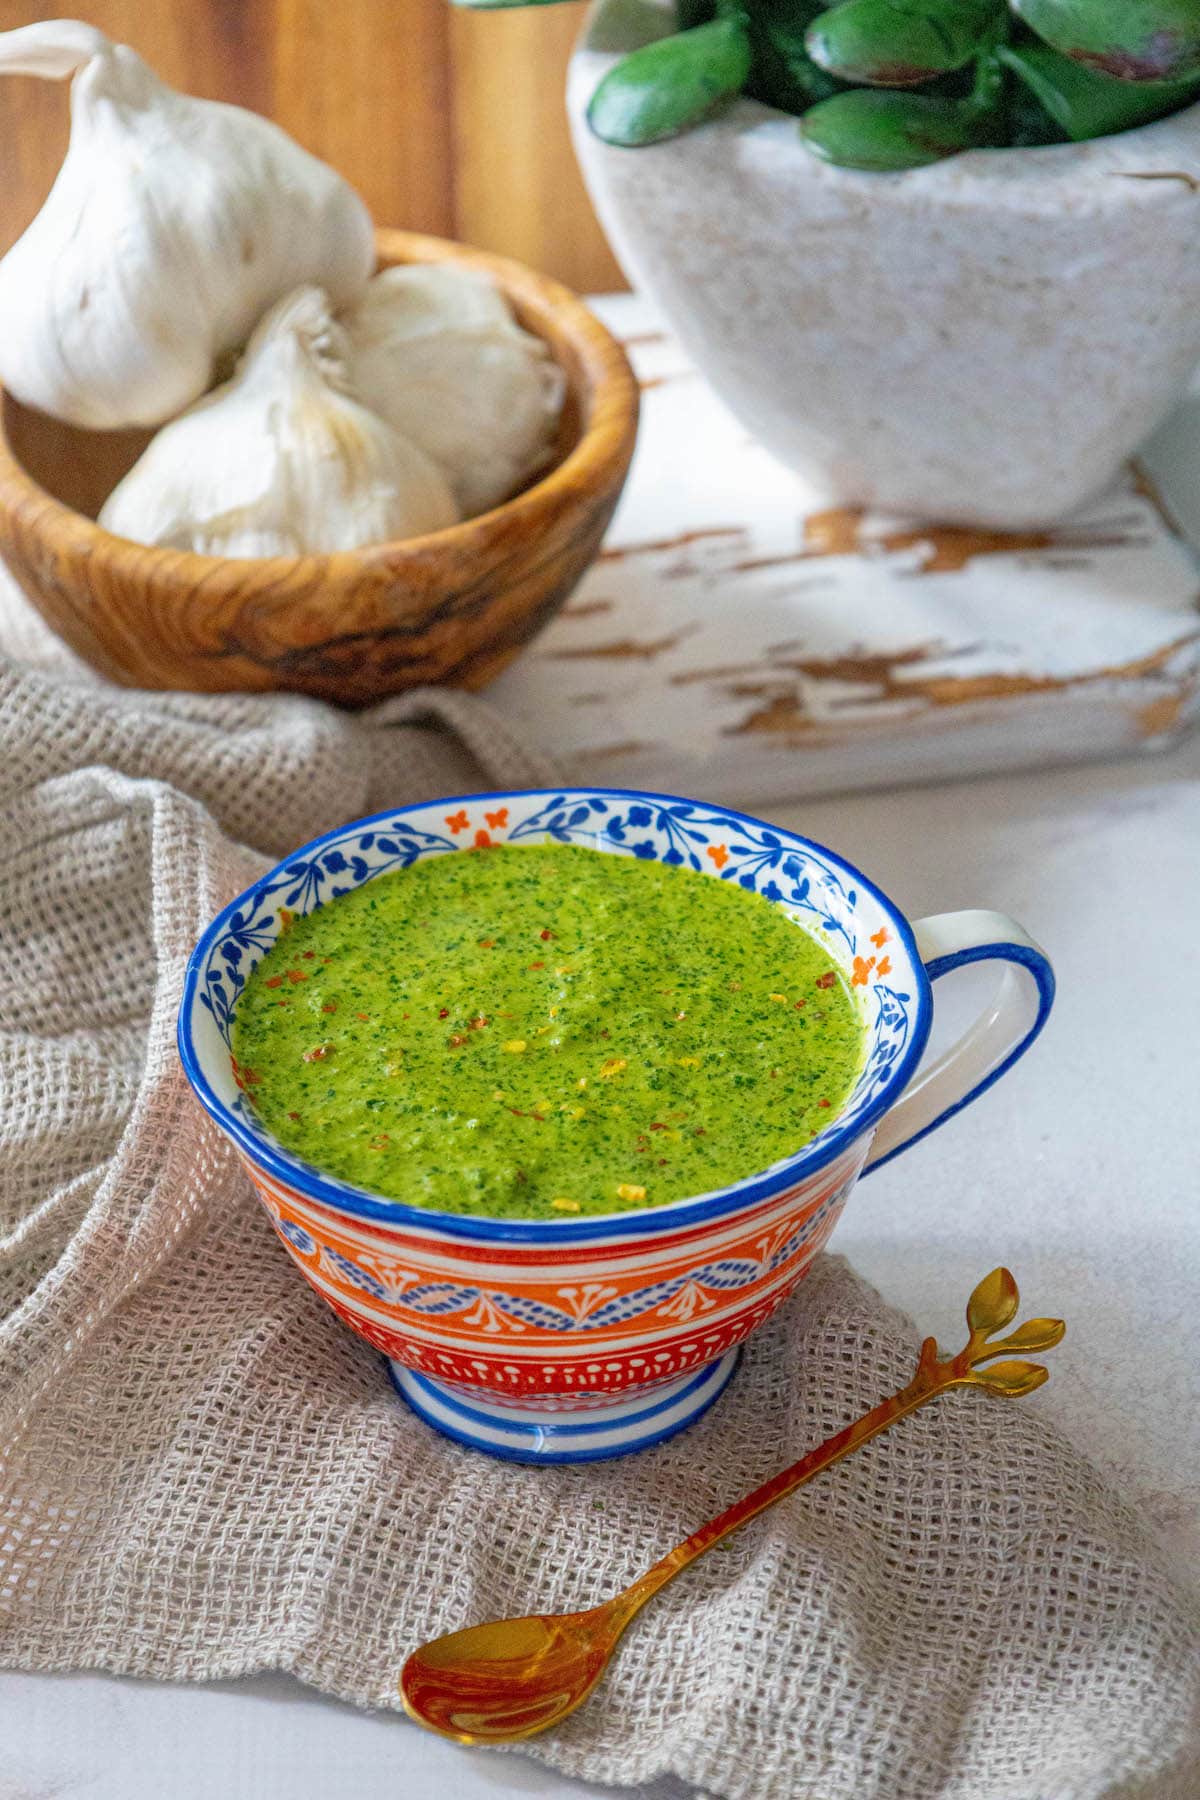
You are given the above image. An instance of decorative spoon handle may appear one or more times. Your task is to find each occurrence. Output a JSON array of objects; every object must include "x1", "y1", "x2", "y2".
[{"x1": 612, "y1": 1266, "x2": 1065, "y2": 1625}]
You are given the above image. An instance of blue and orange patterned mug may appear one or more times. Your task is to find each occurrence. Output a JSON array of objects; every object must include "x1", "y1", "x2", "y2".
[{"x1": 179, "y1": 788, "x2": 1054, "y2": 1463}]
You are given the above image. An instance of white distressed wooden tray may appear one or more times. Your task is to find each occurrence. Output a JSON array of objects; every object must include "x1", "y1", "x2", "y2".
[{"x1": 488, "y1": 293, "x2": 1200, "y2": 806}]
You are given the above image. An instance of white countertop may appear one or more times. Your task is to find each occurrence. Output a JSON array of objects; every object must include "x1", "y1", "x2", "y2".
[{"x1": 5, "y1": 723, "x2": 1199, "y2": 1798}]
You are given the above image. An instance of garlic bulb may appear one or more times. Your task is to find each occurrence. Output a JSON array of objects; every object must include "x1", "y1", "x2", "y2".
[
  {"x1": 98, "y1": 287, "x2": 460, "y2": 558},
  {"x1": 0, "y1": 19, "x2": 374, "y2": 429},
  {"x1": 342, "y1": 265, "x2": 566, "y2": 518}
]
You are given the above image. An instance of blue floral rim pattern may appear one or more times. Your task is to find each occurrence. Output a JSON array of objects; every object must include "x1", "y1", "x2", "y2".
[{"x1": 177, "y1": 787, "x2": 934, "y2": 1245}]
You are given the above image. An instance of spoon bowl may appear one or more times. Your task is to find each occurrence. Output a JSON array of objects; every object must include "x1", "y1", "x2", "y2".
[{"x1": 401, "y1": 1609, "x2": 617, "y2": 1743}]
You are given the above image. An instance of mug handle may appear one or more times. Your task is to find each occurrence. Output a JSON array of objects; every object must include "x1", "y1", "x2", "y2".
[{"x1": 863, "y1": 910, "x2": 1055, "y2": 1174}]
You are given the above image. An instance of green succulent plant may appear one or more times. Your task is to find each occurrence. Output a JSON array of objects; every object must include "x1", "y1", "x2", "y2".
[{"x1": 451, "y1": 0, "x2": 1200, "y2": 169}]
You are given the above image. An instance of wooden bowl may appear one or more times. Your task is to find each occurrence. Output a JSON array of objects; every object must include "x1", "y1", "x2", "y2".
[{"x1": 0, "y1": 229, "x2": 638, "y2": 706}]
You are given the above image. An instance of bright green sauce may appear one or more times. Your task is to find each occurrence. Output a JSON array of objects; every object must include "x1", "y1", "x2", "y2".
[{"x1": 232, "y1": 843, "x2": 864, "y2": 1218}]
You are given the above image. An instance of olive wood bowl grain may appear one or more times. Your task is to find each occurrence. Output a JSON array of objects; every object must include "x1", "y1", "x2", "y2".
[{"x1": 0, "y1": 229, "x2": 638, "y2": 706}]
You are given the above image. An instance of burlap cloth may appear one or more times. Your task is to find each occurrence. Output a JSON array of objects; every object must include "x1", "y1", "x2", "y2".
[{"x1": 1, "y1": 594, "x2": 1198, "y2": 1800}]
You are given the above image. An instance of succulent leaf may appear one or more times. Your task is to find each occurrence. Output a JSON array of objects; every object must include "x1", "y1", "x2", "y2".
[
  {"x1": 1013, "y1": 0, "x2": 1200, "y2": 83},
  {"x1": 801, "y1": 88, "x2": 1000, "y2": 167},
  {"x1": 746, "y1": 0, "x2": 842, "y2": 112},
  {"x1": 967, "y1": 1266, "x2": 1020, "y2": 1336},
  {"x1": 1007, "y1": 70, "x2": 1072, "y2": 141},
  {"x1": 487, "y1": 0, "x2": 1200, "y2": 156},
  {"x1": 588, "y1": 17, "x2": 754, "y2": 145},
  {"x1": 1000, "y1": 42, "x2": 1200, "y2": 138},
  {"x1": 807, "y1": 0, "x2": 1003, "y2": 88}
]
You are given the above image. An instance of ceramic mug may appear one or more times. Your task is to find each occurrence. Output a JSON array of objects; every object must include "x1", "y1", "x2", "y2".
[{"x1": 179, "y1": 787, "x2": 1054, "y2": 1463}]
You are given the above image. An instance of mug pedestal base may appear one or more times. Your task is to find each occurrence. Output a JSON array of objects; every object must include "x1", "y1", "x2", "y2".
[{"x1": 387, "y1": 1351, "x2": 741, "y2": 1463}]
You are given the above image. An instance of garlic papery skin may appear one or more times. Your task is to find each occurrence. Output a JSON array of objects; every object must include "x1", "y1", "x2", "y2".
[
  {"x1": 0, "y1": 19, "x2": 375, "y2": 429},
  {"x1": 342, "y1": 265, "x2": 566, "y2": 518},
  {"x1": 98, "y1": 287, "x2": 460, "y2": 558}
]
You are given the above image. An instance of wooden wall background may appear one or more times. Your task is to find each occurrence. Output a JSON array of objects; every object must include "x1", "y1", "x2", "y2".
[{"x1": 0, "y1": 1, "x2": 626, "y2": 292}]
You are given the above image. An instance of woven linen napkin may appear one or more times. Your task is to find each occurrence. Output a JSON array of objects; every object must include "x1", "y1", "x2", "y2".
[{"x1": 1, "y1": 605, "x2": 1198, "y2": 1800}]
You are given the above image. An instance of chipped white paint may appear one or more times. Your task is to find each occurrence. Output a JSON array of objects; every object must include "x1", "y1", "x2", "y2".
[
  {"x1": 568, "y1": 0, "x2": 1200, "y2": 529},
  {"x1": 487, "y1": 295, "x2": 1200, "y2": 808}
]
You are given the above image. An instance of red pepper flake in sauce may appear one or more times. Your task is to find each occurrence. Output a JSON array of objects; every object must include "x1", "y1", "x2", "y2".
[
  {"x1": 264, "y1": 975, "x2": 283, "y2": 990},
  {"x1": 818, "y1": 1098, "x2": 831, "y2": 1109},
  {"x1": 649, "y1": 1122, "x2": 668, "y2": 1132},
  {"x1": 286, "y1": 969, "x2": 307, "y2": 984},
  {"x1": 815, "y1": 971, "x2": 837, "y2": 990},
  {"x1": 438, "y1": 1007, "x2": 449, "y2": 1020},
  {"x1": 356, "y1": 1012, "x2": 370, "y2": 1022},
  {"x1": 478, "y1": 938, "x2": 496, "y2": 949},
  {"x1": 287, "y1": 1111, "x2": 302, "y2": 1122},
  {"x1": 368, "y1": 1133, "x2": 390, "y2": 1150},
  {"x1": 539, "y1": 928, "x2": 555, "y2": 941},
  {"x1": 302, "y1": 1043, "x2": 332, "y2": 1063},
  {"x1": 794, "y1": 999, "x2": 806, "y2": 1010},
  {"x1": 302, "y1": 951, "x2": 315, "y2": 960},
  {"x1": 448, "y1": 1033, "x2": 467, "y2": 1048},
  {"x1": 528, "y1": 961, "x2": 545, "y2": 971},
  {"x1": 469, "y1": 1015, "x2": 489, "y2": 1031},
  {"x1": 240, "y1": 1066, "x2": 262, "y2": 1086},
  {"x1": 321, "y1": 1002, "x2": 338, "y2": 1015},
  {"x1": 694, "y1": 1127, "x2": 707, "y2": 1137}
]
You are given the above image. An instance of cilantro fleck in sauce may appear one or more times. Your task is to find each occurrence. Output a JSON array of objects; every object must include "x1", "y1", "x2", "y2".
[{"x1": 231, "y1": 843, "x2": 865, "y2": 1219}]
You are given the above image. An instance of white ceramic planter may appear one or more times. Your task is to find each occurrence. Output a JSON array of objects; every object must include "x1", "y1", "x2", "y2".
[{"x1": 569, "y1": 0, "x2": 1200, "y2": 528}]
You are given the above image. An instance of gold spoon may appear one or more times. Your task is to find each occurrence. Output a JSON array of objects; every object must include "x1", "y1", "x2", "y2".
[{"x1": 400, "y1": 1268, "x2": 1064, "y2": 1745}]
